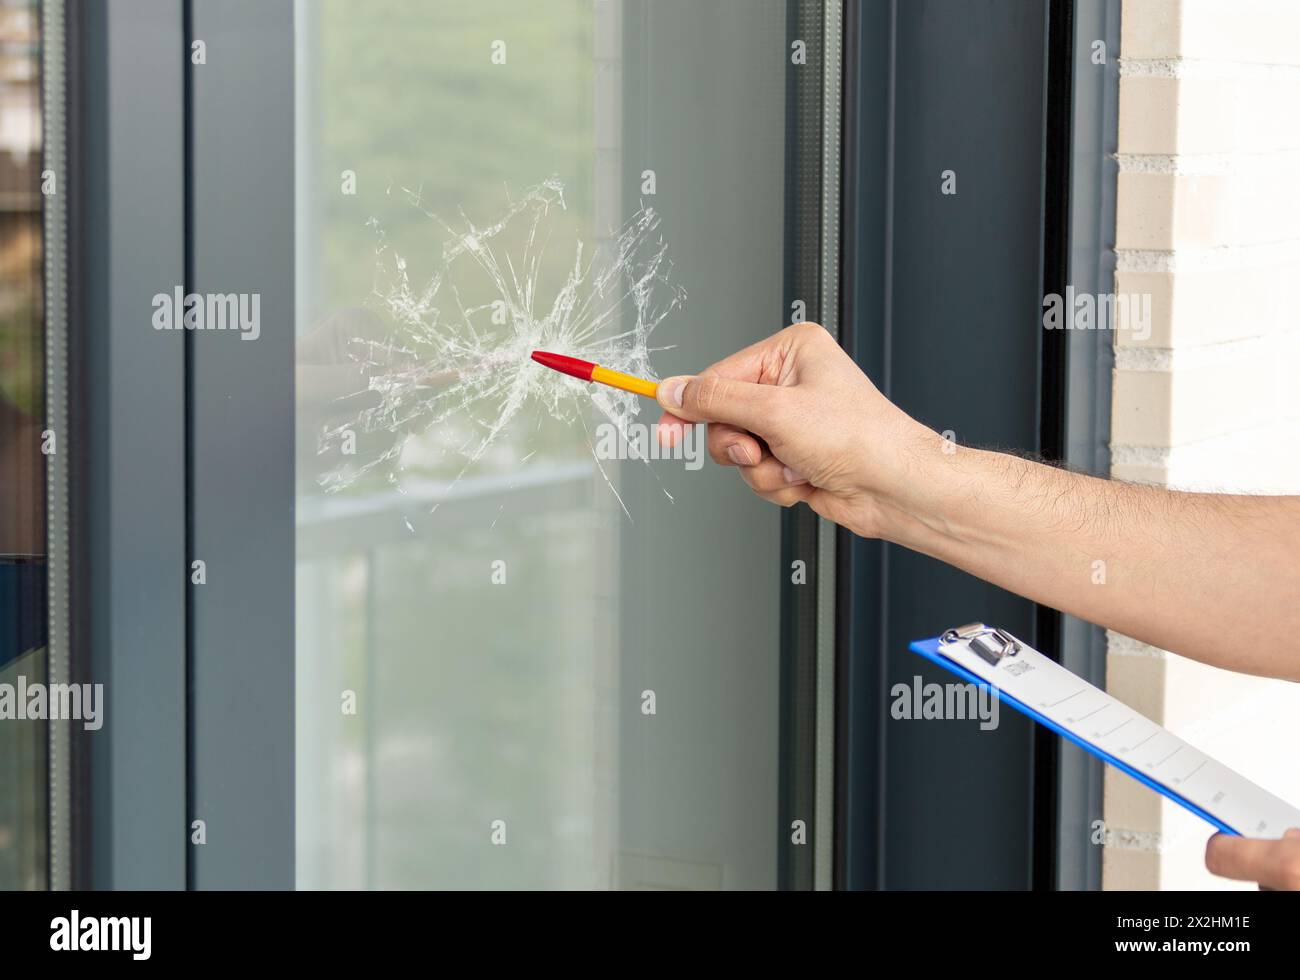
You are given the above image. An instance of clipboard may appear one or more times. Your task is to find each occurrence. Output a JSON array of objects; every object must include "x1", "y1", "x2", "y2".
[{"x1": 910, "y1": 623, "x2": 1300, "y2": 838}]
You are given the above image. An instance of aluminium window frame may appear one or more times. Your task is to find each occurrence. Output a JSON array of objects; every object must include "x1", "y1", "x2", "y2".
[
  {"x1": 66, "y1": 0, "x2": 189, "y2": 890},
  {"x1": 779, "y1": 0, "x2": 844, "y2": 893},
  {"x1": 834, "y1": 0, "x2": 1115, "y2": 890},
  {"x1": 1048, "y1": 0, "x2": 1120, "y2": 893},
  {"x1": 42, "y1": 0, "x2": 71, "y2": 893},
  {"x1": 184, "y1": 0, "x2": 296, "y2": 891},
  {"x1": 838, "y1": 0, "x2": 1047, "y2": 891}
]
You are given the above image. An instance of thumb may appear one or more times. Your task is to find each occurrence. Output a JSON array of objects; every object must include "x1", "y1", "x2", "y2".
[
  {"x1": 657, "y1": 374, "x2": 783, "y2": 433},
  {"x1": 1204, "y1": 833, "x2": 1287, "y2": 888}
]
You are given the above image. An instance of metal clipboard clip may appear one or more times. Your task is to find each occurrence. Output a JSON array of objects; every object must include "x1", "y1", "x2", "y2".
[{"x1": 940, "y1": 622, "x2": 1022, "y2": 667}]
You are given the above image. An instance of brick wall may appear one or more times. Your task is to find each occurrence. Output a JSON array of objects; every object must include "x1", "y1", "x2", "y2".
[{"x1": 1105, "y1": 0, "x2": 1300, "y2": 889}]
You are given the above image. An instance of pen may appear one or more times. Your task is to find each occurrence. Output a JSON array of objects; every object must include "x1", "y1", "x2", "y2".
[{"x1": 530, "y1": 350, "x2": 659, "y2": 399}]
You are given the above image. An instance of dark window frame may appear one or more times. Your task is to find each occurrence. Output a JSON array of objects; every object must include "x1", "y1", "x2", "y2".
[{"x1": 834, "y1": 0, "x2": 1117, "y2": 890}]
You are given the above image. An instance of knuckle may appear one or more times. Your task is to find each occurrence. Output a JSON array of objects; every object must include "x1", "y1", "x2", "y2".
[
  {"x1": 706, "y1": 422, "x2": 734, "y2": 449},
  {"x1": 789, "y1": 320, "x2": 828, "y2": 339},
  {"x1": 763, "y1": 487, "x2": 803, "y2": 508},
  {"x1": 741, "y1": 463, "x2": 785, "y2": 494},
  {"x1": 692, "y1": 374, "x2": 725, "y2": 416}
]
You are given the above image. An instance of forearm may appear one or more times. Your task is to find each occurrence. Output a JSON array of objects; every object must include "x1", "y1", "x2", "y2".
[{"x1": 875, "y1": 438, "x2": 1300, "y2": 680}]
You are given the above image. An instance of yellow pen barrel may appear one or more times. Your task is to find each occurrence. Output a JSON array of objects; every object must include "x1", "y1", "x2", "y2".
[{"x1": 590, "y1": 365, "x2": 659, "y2": 399}]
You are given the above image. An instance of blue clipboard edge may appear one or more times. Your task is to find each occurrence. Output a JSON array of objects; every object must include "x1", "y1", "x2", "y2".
[{"x1": 909, "y1": 636, "x2": 1240, "y2": 837}]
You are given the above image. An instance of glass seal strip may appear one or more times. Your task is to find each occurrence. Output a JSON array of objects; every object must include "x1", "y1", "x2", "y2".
[
  {"x1": 43, "y1": 0, "x2": 72, "y2": 892},
  {"x1": 814, "y1": 0, "x2": 843, "y2": 892}
]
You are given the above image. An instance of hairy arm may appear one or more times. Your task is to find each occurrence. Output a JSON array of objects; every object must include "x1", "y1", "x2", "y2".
[{"x1": 874, "y1": 437, "x2": 1300, "y2": 680}]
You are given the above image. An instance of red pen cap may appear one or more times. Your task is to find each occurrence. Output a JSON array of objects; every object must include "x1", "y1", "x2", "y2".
[{"x1": 531, "y1": 350, "x2": 596, "y2": 382}]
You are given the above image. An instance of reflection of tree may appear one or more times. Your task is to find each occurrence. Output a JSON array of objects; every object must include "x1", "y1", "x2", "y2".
[
  {"x1": 0, "y1": 53, "x2": 45, "y2": 558},
  {"x1": 0, "y1": 395, "x2": 41, "y2": 556},
  {"x1": 0, "y1": 306, "x2": 44, "y2": 672},
  {"x1": 315, "y1": 0, "x2": 598, "y2": 318}
]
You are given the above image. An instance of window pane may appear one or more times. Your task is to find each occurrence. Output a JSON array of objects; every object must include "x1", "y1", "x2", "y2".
[{"x1": 295, "y1": 0, "x2": 792, "y2": 889}]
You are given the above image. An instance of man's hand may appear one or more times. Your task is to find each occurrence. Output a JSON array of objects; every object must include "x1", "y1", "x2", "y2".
[
  {"x1": 654, "y1": 321, "x2": 933, "y2": 539},
  {"x1": 1206, "y1": 829, "x2": 1300, "y2": 890},
  {"x1": 655, "y1": 322, "x2": 1300, "y2": 680}
]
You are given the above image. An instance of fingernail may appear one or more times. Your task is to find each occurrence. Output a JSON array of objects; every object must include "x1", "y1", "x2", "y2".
[
  {"x1": 664, "y1": 379, "x2": 685, "y2": 408},
  {"x1": 727, "y1": 444, "x2": 750, "y2": 465},
  {"x1": 782, "y1": 466, "x2": 807, "y2": 485}
]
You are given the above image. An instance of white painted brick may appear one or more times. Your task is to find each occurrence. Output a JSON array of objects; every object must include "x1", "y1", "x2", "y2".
[
  {"x1": 1119, "y1": 169, "x2": 1300, "y2": 250},
  {"x1": 1103, "y1": 651, "x2": 1167, "y2": 842},
  {"x1": 1115, "y1": 264, "x2": 1300, "y2": 351},
  {"x1": 1120, "y1": 0, "x2": 1184, "y2": 60},
  {"x1": 1118, "y1": 76, "x2": 1185, "y2": 154},
  {"x1": 1116, "y1": 172, "x2": 1176, "y2": 249},
  {"x1": 1110, "y1": 457, "x2": 1172, "y2": 485},
  {"x1": 1122, "y1": 0, "x2": 1300, "y2": 65},
  {"x1": 1113, "y1": 343, "x2": 1282, "y2": 446},
  {"x1": 1111, "y1": 366, "x2": 1174, "y2": 445},
  {"x1": 1175, "y1": 0, "x2": 1300, "y2": 65},
  {"x1": 1158, "y1": 653, "x2": 1279, "y2": 735},
  {"x1": 1112, "y1": 272, "x2": 1174, "y2": 347},
  {"x1": 1103, "y1": 846, "x2": 1161, "y2": 890},
  {"x1": 1107, "y1": 647, "x2": 1168, "y2": 721},
  {"x1": 1119, "y1": 74, "x2": 1300, "y2": 155},
  {"x1": 1279, "y1": 333, "x2": 1300, "y2": 419},
  {"x1": 1229, "y1": 169, "x2": 1300, "y2": 244},
  {"x1": 1103, "y1": 796, "x2": 1227, "y2": 888},
  {"x1": 1116, "y1": 173, "x2": 1225, "y2": 249},
  {"x1": 1159, "y1": 420, "x2": 1300, "y2": 492},
  {"x1": 1105, "y1": 764, "x2": 1164, "y2": 835}
]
